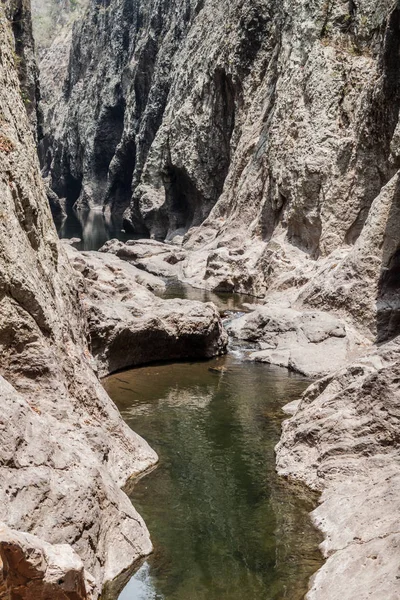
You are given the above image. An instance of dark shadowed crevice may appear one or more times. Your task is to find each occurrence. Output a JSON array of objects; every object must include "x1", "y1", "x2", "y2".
[
  {"x1": 376, "y1": 174, "x2": 400, "y2": 342},
  {"x1": 64, "y1": 171, "x2": 83, "y2": 211},
  {"x1": 50, "y1": 155, "x2": 83, "y2": 212},
  {"x1": 235, "y1": 3, "x2": 271, "y2": 77},
  {"x1": 194, "y1": 0, "x2": 205, "y2": 16},
  {"x1": 162, "y1": 165, "x2": 205, "y2": 235},
  {"x1": 134, "y1": 37, "x2": 159, "y2": 120},
  {"x1": 212, "y1": 68, "x2": 236, "y2": 182},
  {"x1": 345, "y1": 205, "x2": 374, "y2": 245},
  {"x1": 380, "y1": 247, "x2": 400, "y2": 291},
  {"x1": 104, "y1": 136, "x2": 136, "y2": 216},
  {"x1": 377, "y1": 245, "x2": 400, "y2": 342},
  {"x1": 93, "y1": 101, "x2": 125, "y2": 180}
]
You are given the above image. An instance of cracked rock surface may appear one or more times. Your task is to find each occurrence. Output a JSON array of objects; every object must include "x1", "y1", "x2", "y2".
[
  {"x1": 0, "y1": 523, "x2": 94, "y2": 600},
  {"x1": 227, "y1": 304, "x2": 368, "y2": 378},
  {"x1": 0, "y1": 4, "x2": 157, "y2": 598},
  {"x1": 276, "y1": 339, "x2": 400, "y2": 599}
]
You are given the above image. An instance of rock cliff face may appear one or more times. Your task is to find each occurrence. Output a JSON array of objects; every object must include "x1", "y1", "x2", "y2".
[
  {"x1": 35, "y1": 0, "x2": 400, "y2": 597},
  {"x1": 41, "y1": 0, "x2": 400, "y2": 335},
  {"x1": 0, "y1": 4, "x2": 160, "y2": 598}
]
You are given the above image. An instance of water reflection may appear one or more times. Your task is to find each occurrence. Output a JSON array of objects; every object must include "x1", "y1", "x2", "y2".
[
  {"x1": 104, "y1": 355, "x2": 323, "y2": 600},
  {"x1": 57, "y1": 209, "x2": 137, "y2": 251},
  {"x1": 157, "y1": 279, "x2": 258, "y2": 313}
]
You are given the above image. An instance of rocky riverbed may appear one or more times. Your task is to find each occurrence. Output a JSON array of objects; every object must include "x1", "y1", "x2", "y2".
[
  {"x1": 98, "y1": 236, "x2": 400, "y2": 599},
  {"x1": 0, "y1": 0, "x2": 399, "y2": 597}
]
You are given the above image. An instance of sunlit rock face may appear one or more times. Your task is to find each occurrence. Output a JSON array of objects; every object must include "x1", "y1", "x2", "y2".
[
  {"x1": 0, "y1": 3, "x2": 157, "y2": 598},
  {"x1": 31, "y1": 0, "x2": 400, "y2": 598},
  {"x1": 40, "y1": 0, "x2": 400, "y2": 337},
  {"x1": 276, "y1": 336, "x2": 400, "y2": 600},
  {"x1": 64, "y1": 243, "x2": 228, "y2": 377}
]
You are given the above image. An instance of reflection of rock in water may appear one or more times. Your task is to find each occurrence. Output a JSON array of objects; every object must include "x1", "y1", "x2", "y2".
[
  {"x1": 57, "y1": 208, "x2": 132, "y2": 251},
  {"x1": 105, "y1": 358, "x2": 323, "y2": 600},
  {"x1": 270, "y1": 479, "x2": 323, "y2": 599}
]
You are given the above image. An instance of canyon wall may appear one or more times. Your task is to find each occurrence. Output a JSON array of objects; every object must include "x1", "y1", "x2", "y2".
[
  {"x1": 0, "y1": 2, "x2": 158, "y2": 597},
  {"x1": 36, "y1": 0, "x2": 400, "y2": 598},
  {"x1": 41, "y1": 0, "x2": 400, "y2": 330}
]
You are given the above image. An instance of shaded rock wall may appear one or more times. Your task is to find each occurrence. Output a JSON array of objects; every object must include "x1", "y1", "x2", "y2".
[{"x1": 0, "y1": 523, "x2": 93, "y2": 600}]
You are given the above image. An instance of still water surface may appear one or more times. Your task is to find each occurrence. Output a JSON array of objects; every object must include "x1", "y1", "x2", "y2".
[
  {"x1": 57, "y1": 209, "x2": 135, "y2": 251},
  {"x1": 158, "y1": 279, "x2": 258, "y2": 313},
  {"x1": 62, "y1": 210, "x2": 323, "y2": 598},
  {"x1": 104, "y1": 355, "x2": 323, "y2": 600}
]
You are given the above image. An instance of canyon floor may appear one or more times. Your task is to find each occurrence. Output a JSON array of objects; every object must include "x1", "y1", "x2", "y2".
[{"x1": 97, "y1": 235, "x2": 400, "y2": 600}]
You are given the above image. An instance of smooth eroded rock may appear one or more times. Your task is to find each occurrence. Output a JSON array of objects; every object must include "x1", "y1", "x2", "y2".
[
  {"x1": 227, "y1": 304, "x2": 369, "y2": 378},
  {"x1": 66, "y1": 245, "x2": 228, "y2": 376},
  {"x1": 276, "y1": 339, "x2": 400, "y2": 599}
]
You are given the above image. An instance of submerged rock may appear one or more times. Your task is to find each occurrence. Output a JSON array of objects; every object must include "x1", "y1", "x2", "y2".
[
  {"x1": 208, "y1": 366, "x2": 227, "y2": 374},
  {"x1": 65, "y1": 245, "x2": 228, "y2": 376}
]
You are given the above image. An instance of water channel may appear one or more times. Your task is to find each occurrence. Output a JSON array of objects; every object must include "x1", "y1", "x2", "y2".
[
  {"x1": 104, "y1": 355, "x2": 322, "y2": 600},
  {"x1": 62, "y1": 210, "x2": 323, "y2": 600}
]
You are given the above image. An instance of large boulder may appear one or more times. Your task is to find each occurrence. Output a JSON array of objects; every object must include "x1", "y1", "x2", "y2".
[{"x1": 65, "y1": 245, "x2": 228, "y2": 376}]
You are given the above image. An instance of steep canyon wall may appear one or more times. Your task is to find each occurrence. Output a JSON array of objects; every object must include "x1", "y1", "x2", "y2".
[
  {"x1": 0, "y1": 3, "x2": 158, "y2": 597},
  {"x1": 33, "y1": 0, "x2": 400, "y2": 598}
]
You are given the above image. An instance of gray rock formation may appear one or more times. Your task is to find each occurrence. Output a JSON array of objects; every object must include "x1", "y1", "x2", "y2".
[
  {"x1": 227, "y1": 304, "x2": 368, "y2": 378},
  {"x1": 32, "y1": 0, "x2": 400, "y2": 597},
  {"x1": 100, "y1": 238, "x2": 187, "y2": 279},
  {"x1": 276, "y1": 338, "x2": 400, "y2": 599},
  {"x1": 39, "y1": 1, "x2": 400, "y2": 322},
  {"x1": 0, "y1": 4, "x2": 158, "y2": 598},
  {"x1": 65, "y1": 244, "x2": 228, "y2": 376}
]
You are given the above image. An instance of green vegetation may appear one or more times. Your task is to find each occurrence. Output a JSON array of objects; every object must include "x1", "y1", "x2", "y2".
[{"x1": 31, "y1": 0, "x2": 89, "y2": 52}]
